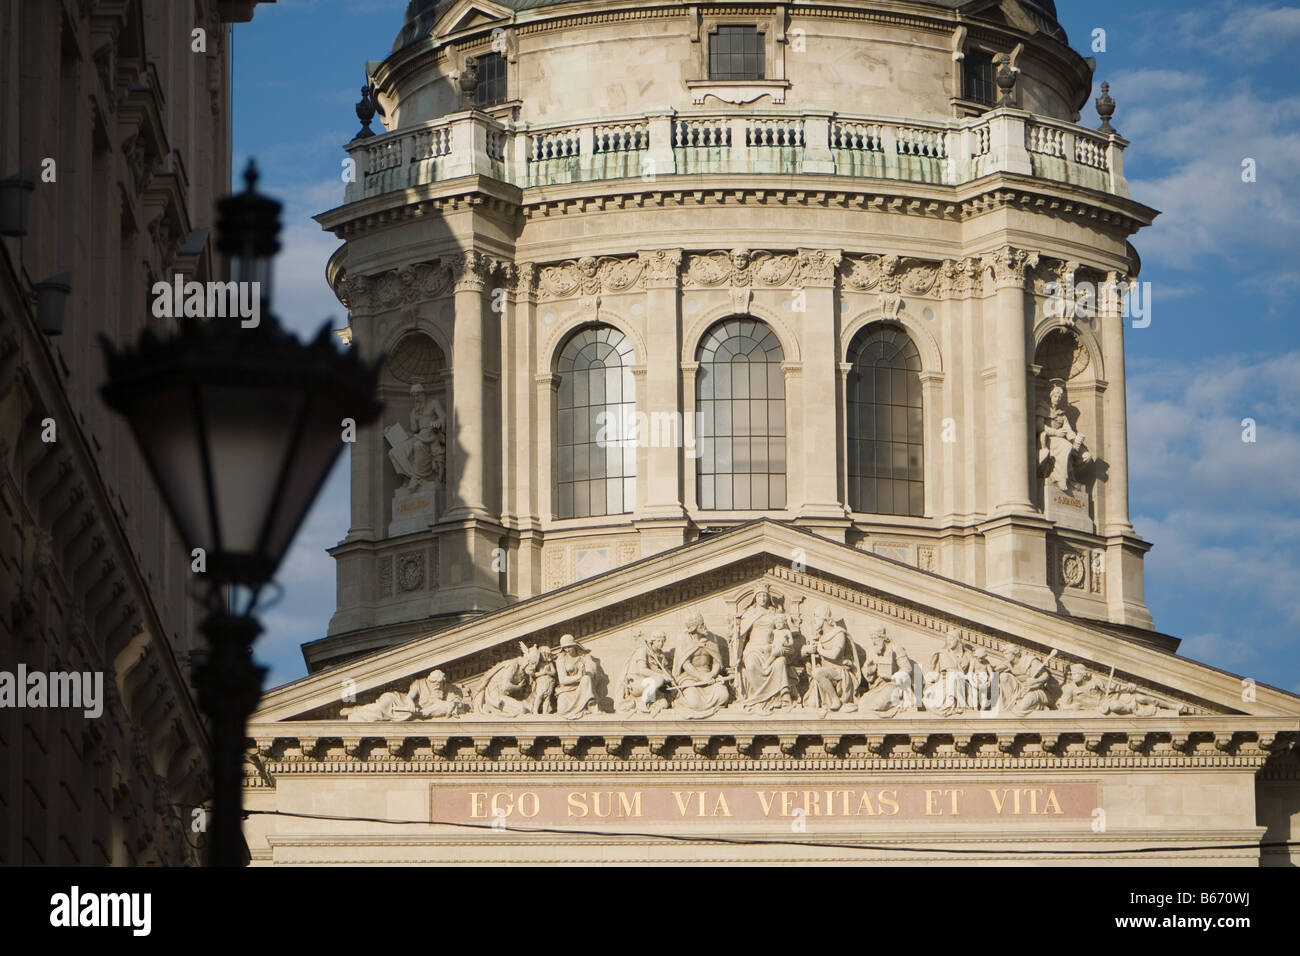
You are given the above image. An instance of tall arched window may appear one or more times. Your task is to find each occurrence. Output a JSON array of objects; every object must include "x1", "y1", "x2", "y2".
[
  {"x1": 555, "y1": 325, "x2": 636, "y2": 519},
  {"x1": 696, "y1": 318, "x2": 786, "y2": 510},
  {"x1": 846, "y1": 324, "x2": 923, "y2": 516}
]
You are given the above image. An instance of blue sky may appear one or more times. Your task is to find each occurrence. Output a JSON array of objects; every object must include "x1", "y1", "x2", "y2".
[{"x1": 232, "y1": 0, "x2": 1300, "y2": 696}]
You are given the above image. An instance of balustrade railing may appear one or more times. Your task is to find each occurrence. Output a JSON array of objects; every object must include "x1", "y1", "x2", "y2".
[{"x1": 341, "y1": 107, "x2": 1127, "y2": 203}]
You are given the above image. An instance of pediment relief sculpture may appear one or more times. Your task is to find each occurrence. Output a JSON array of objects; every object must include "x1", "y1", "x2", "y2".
[{"x1": 336, "y1": 593, "x2": 1192, "y2": 723}]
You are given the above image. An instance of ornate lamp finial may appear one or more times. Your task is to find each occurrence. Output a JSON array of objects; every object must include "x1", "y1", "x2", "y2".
[{"x1": 1096, "y1": 81, "x2": 1116, "y2": 134}]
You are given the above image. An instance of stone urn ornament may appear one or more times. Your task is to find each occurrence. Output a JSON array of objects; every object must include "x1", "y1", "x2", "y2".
[
  {"x1": 1096, "y1": 82, "x2": 1116, "y2": 134},
  {"x1": 994, "y1": 52, "x2": 1017, "y2": 107},
  {"x1": 459, "y1": 56, "x2": 479, "y2": 105},
  {"x1": 353, "y1": 79, "x2": 385, "y2": 140}
]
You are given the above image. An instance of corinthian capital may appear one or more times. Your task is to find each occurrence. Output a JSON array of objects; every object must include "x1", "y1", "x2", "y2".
[
  {"x1": 796, "y1": 248, "x2": 842, "y2": 288},
  {"x1": 638, "y1": 248, "x2": 682, "y2": 288},
  {"x1": 981, "y1": 246, "x2": 1040, "y2": 289},
  {"x1": 451, "y1": 251, "x2": 492, "y2": 292}
]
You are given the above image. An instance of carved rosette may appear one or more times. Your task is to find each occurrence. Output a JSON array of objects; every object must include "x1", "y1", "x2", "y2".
[{"x1": 982, "y1": 245, "x2": 1041, "y2": 289}]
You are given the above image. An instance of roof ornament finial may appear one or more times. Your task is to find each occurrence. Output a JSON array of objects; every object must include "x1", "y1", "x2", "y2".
[
  {"x1": 1096, "y1": 81, "x2": 1117, "y2": 134},
  {"x1": 994, "y1": 52, "x2": 1017, "y2": 108},
  {"x1": 458, "y1": 55, "x2": 479, "y2": 107},
  {"x1": 353, "y1": 74, "x2": 386, "y2": 141}
]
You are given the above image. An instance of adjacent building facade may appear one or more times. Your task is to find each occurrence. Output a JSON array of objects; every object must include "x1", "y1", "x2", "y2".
[
  {"x1": 243, "y1": 0, "x2": 1300, "y2": 865},
  {"x1": 0, "y1": 0, "x2": 271, "y2": 865}
]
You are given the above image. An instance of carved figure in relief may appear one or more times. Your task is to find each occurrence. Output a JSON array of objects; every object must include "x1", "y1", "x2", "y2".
[
  {"x1": 474, "y1": 642, "x2": 543, "y2": 716},
  {"x1": 1098, "y1": 681, "x2": 1186, "y2": 717},
  {"x1": 730, "y1": 584, "x2": 777, "y2": 694},
  {"x1": 342, "y1": 670, "x2": 465, "y2": 722},
  {"x1": 889, "y1": 647, "x2": 920, "y2": 713},
  {"x1": 927, "y1": 628, "x2": 974, "y2": 716},
  {"x1": 1058, "y1": 663, "x2": 1104, "y2": 711},
  {"x1": 1037, "y1": 381, "x2": 1092, "y2": 493},
  {"x1": 530, "y1": 647, "x2": 558, "y2": 715},
  {"x1": 741, "y1": 612, "x2": 798, "y2": 713},
  {"x1": 997, "y1": 647, "x2": 1055, "y2": 715},
  {"x1": 968, "y1": 647, "x2": 997, "y2": 711},
  {"x1": 859, "y1": 626, "x2": 903, "y2": 713},
  {"x1": 386, "y1": 384, "x2": 446, "y2": 491},
  {"x1": 551, "y1": 634, "x2": 601, "y2": 719},
  {"x1": 672, "y1": 620, "x2": 732, "y2": 718},
  {"x1": 800, "y1": 604, "x2": 863, "y2": 713},
  {"x1": 619, "y1": 630, "x2": 675, "y2": 714}
]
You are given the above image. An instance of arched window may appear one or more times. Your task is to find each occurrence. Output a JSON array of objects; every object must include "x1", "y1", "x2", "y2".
[
  {"x1": 555, "y1": 325, "x2": 636, "y2": 519},
  {"x1": 696, "y1": 318, "x2": 786, "y2": 510},
  {"x1": 846, "y1": 324, "x2": 923, "y2": 517}
]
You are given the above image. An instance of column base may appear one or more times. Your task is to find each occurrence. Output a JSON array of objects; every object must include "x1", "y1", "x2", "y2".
[{"x1": 978, "y1": 513, "x2": 1055, "y2": 611}]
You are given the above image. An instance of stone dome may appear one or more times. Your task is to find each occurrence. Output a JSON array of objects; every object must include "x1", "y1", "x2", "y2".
[{"x1": 394, "y1": 0, "x2": 1066, "y2": 53}]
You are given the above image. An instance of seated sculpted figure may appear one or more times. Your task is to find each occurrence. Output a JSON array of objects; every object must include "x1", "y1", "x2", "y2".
[
  {"x1": 619, "y1": 630, "x2": 675, "y2": 714},
  {"x1": 997, "y1": 648, "x2": 1052, "y2": 715},
  {"x1": 551, "y1": 634, "x2": 600, "y2": 719},
  {"x1": 343, "y1": 669, "x2": 465, "y2": 722},
  {"x1": 800, "y1": 604, "x2": 862, "y2": 713},
  {"x1": 859, "y1": 626, "x2": 901, "y2": 713},
  {"x1": 474, "y1": 643, "x2": 542, "y2": 716},
  {"x1": 741, "y1": 613, "x2": 797, "y2": 713},
  {"x1": 673, "y1": 617, "x2": 732, "y2": 719}
]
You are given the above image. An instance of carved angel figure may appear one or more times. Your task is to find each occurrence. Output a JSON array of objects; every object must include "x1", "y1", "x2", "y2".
[{"x1": 1037, "y1": 381, "x2": 1092, "y2": 492}]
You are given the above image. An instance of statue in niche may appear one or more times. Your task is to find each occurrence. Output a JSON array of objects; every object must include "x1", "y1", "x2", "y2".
[
  {"x1": 387, "y1": 383, "x2": 446, "y2": 492},
  {"x1": 619, "y1": 630, "x2": 675, "y2": 714},
  {"x1": 1037, "y1": 380, "x2": 1092, "y2": 493},
  {"x1": 342, "y1": 669, "x2": 466, "y2": 722},
  {"x1": 661, "y1": 612, "x2": 732, "y2": 719},
  {"x1": 1058, "y1": 663, "x2": 1104, "y2": 711},
  {"x1": 800, "y1": 604, "x2": 863, "y2": 713},
  {"x1": 549, "y1": 634, "x2": 601, "y2": 719},
  {"x1": 474, "y1": 643, "x2": 544, "y2": 716},
  {"x1": 737, "y1": 609, "x2": 799, "y2": 713},
  {"x1": 997, "y1": 647, "x2": 1055, "y2": 715},
  {"x1": 927, "y1": 628, "x2": 974, "y2": 716}
]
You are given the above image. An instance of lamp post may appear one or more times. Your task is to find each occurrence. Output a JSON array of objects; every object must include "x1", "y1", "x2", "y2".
[{"x1": 100, "y1": 161, "x2": 382, "y2": 866}]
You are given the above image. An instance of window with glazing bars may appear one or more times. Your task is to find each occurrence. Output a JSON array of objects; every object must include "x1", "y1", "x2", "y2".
[
  {"x1": 696, "y1": 318, "x2": 786, "y2": 510},
  {"x1": 474, "y1": 52, "x2": 507, "y2": 107},
  {"x1": 708, "y1": 25, "x2": 765, "y2": 81},
  {"x1": 963, "y1": 50, "x2": 995, "y2": 106},
  {"x1": 555, "y1": 326, "x2": 636, "y2": 519},
  {"x1": 846, "y1": 324, "x2": 924, "y2": 517}
]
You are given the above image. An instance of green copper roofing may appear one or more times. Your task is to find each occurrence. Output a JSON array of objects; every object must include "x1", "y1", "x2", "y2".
[{"x1": 394, "y1": 0, "x2": 1065, "y2": 53}]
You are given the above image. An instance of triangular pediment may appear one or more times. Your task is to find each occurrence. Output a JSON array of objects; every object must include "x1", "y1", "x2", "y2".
[
  {"x1": 436, "y1": 0, "x2": 511, "y2": 38},
  {"x1": 253, "y1": 521, "x2": 1300, "y2": 728}
]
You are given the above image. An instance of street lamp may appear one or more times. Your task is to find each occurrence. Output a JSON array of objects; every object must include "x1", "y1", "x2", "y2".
[{"x1": 100, "y1": 161, "x2": 382, "y2": 866}]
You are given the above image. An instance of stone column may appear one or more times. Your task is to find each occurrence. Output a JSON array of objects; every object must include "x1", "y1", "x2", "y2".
[
  {"x1": 1098, "y1": 270, "x2": 1153, "y2": 628},
  {"x1": 985, "y1": 245, "x2": 1038, "y2": 513},
  {"x1": 447, "y1": 251, "x2": 493, "y2": 521},
  {"x1": 1099, "y1": 271, "x2": 1133, "y2": 536},
  {"x1": 511, "y1": 263, "x2": 543, "y2": 597},
  {"x1": 632, "y1": 249, "x2": 689, "y2": 555},
  {"x1": 795, "y1": 249, "x2": 849, "y2": 539},
  {"x1": 978, "y1": 246, "x2": 1053, "y2": 610},
  {"x1": 440, "y1": 251, "x2": 506, "y2": 612}
]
